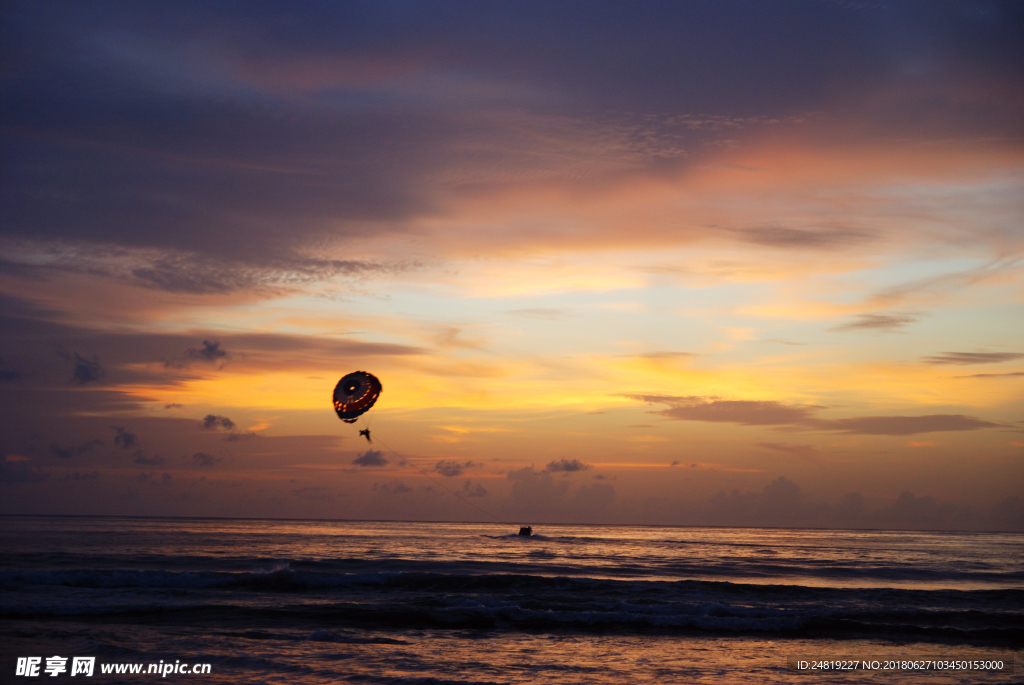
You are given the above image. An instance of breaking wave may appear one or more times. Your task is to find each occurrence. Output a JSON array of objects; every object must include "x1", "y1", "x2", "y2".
[{"x1": 3, "y1": 566, "x2": 1021, "y2": 644}]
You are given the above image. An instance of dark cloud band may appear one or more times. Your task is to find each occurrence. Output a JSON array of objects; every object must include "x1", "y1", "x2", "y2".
[{"x1": 628, "y1": 394, "x2": 1001, "y2": 435}]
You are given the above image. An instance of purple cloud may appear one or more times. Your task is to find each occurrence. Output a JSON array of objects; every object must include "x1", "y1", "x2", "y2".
[
  {"x1": 353, "y1": 450, "x2": 387, "y2": 467},
  {"x1": 629, "y1": 395, "x2": 1001, "y2": 435},
  {"x1": 924, "y1": 352, "x2": 1023, "y2": 365}
]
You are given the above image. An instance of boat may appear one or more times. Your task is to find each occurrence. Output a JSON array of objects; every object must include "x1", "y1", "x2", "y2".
[{"x1": 518, "y1": 526, "x2": 532, "y2": 536}]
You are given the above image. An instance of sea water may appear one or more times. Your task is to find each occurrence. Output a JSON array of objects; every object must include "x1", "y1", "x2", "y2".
[{"x1": 1, "y1": 516, "x2": 1021, "y2": 683}]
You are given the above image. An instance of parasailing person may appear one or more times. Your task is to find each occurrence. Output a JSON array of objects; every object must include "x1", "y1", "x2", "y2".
[{"x1": 332, "y1": 370, "x2": 381, "y2": 442}]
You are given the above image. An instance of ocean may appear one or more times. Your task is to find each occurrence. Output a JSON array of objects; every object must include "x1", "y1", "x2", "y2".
[{"x1": 1, "y1": 516, "x2": 1021, "y2": 683}]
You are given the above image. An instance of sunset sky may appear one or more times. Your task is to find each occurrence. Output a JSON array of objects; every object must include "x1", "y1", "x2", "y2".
[{"x1": 2, "y1": 1, "x2": 1022, "y2": 529}]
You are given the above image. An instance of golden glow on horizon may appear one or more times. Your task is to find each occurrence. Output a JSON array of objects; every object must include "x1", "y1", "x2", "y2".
[{"x1": 117, "y1": 336, "x2": 1022, "y2": 419}]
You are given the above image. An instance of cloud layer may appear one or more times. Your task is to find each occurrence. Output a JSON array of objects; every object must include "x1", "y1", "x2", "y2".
[
  {"x1": 0, "y1": 1, "x2": 1020, "y2": 526},
  {"x1": 629, "y1": 395, "x2": 1002, "y2": 435}
]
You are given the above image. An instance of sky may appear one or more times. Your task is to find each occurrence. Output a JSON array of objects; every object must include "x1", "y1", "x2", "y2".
[{"x1": 1, "y1": 0, "x2": 1022, "y2": 529}]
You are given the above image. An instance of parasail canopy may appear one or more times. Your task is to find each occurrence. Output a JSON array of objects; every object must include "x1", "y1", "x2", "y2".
[{"x1": 333, "y1": 371, "x2": 382, "y2": 423}]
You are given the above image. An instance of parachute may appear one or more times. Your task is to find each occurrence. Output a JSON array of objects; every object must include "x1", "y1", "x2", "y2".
[{"x1": 332, "y1": 371, "x2": 382, "y2": 424}]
